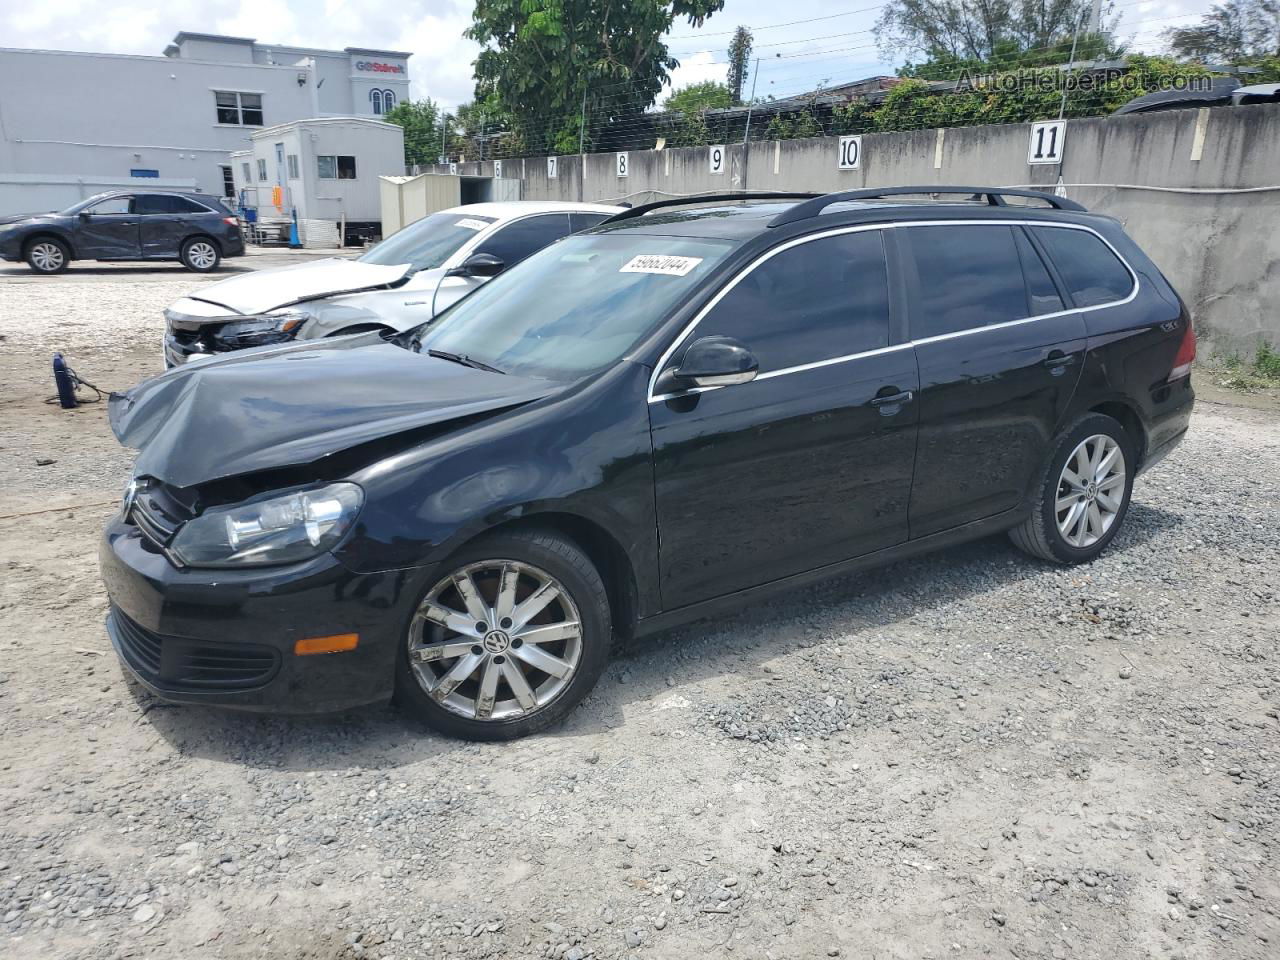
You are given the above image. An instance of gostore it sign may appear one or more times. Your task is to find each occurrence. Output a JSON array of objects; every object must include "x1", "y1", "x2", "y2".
[{"x1": 355, "y1": 60, "x2": 405, "y2": 74}]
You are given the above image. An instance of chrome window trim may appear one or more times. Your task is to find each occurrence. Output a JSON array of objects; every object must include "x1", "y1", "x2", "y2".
[{"x1": 647, "y1": 218, "x2": 1139, "y2": 404}]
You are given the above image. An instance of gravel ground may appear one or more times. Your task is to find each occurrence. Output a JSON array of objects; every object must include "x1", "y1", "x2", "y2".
[{"x1": 1, "y1": 255, "x2": 1278, "y2": 960}]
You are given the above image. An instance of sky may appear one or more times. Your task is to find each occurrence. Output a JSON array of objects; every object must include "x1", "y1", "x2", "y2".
[{"x1": 1, "y1": 0, "x2": 1214, "y2": 112}]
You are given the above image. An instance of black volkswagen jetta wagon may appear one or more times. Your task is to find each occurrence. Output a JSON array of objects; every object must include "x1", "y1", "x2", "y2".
[{"x1": 101, "y1": 187, "x2": 1196, "y2": 740}]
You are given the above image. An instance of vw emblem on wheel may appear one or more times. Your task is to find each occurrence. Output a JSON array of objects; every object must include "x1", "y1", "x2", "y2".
[{"x1": 482, "y1": 630, "x2": 511, "y2": 654}]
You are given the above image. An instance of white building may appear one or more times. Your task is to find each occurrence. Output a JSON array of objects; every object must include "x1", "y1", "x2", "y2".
[
  {"x1": 0, "y1": 32, "x2": 410, "y2": 214},
  {"x1": 230, "y1": 117, "x2": 405, "y2": 245}
]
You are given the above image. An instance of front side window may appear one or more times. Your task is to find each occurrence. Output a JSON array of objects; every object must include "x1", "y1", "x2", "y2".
[
  {"x1": 256, "y1": 159, "x2": 268, "y2": 182},
  {"x1": 694, "y1": 230, "x2": 890, "y2": 372},
  {"x1": 475, "y1": 214, "x2": 573, "y2": 267},
  {"x1": 136, "y1": 195, "x2": 210, "y2": 215},
  {"x1": 85, "y1": 196, "x2": 132, "y2": 215},
  {"x1": 907, "y1": 225, "x2": 1029, "y2": 339},
  {"x1": 1032, "y1": 227, "x2": 1134, "y2": 308},
  {"x1": 287, "y1": 154, "x2": 300, "y2": 179},
  {"x1": 417, "y1": 233, "x2": 735, "y2": 380},
  {"x1": 215, "y1": 91, "x2": 263, "y2": 126},
  {"x1": 358, "y1": 211, "x2": 497, "y2": 271}
]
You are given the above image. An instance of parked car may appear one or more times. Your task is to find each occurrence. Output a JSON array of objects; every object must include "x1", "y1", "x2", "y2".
[
  {"x1": 0, "y1": 191, "x2": 243, "y2": 274},
  {"x1": 101, "y1": 186, "x2": 1195, "y2": 741},
  {"x1": 161, "y1": 201, "x2": 624, "y2": 367}
]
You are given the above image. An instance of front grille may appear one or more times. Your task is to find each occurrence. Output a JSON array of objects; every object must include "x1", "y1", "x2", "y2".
[
  {"x1": 111, "y1": 607, "x2": 281, "y2": 691},
  {"x1": 127, "y1": 482, "x2": 193, "y2": 549}
]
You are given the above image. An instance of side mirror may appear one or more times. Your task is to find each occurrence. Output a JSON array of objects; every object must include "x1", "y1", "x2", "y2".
[
  {"x1": 79, "y1": 211, "x2": 91, "y2": 221},
  {"x1": 672, "y1": 336, "x2": 759, "y2": 389},
  {"x1": 447, "y1": 252, "x2": 505, "y2": 278}
]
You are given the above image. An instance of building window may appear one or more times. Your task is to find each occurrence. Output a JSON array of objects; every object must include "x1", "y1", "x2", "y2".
[
  {"x1": 215, "y1": 91, "x2": 263, "y2": 126},
  {"x1": 257, "y1": 158, "x2": 268, "y2": 181},
  {"x1": 287, "y1": 154, "x2": 300, "y2": 179},
  {"x1": 241, "y1": 162, "x2": 251, "y2": 182},
  {"x1": 221, "y1": 165, "x2": 235, "y2": 198},
  {"x1": 382, "y1": 89, "x2": 395, "y2": 110},
  {"x1": 370, "y1": 89, "x2": 384, "y2": 114},
  {"x1": 129, "y1": 168, "x2": 160, "y2": 178},
  {"x1": 317, "y1": 155, "x2": 357, "y2": 179}
]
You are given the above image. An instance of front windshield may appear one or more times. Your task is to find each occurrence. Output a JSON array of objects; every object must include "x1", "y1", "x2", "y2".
[
  {"x1": 416, "y1": 232, "x2": 735, "y2": 380},
  {"x1": 359, "y1": 211, "x2": 496, "y2": 271}
]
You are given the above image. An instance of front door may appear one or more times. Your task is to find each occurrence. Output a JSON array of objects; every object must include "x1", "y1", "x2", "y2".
[
  {"x1": 649, "y1": 229, "x2": 919, "y2": 610},
  {"x1": 902, "y1": 223, "x2": 1085, "y2": 537},
  {"x1": 75, "y1": 195, "x2": 141, "y2": 258}
]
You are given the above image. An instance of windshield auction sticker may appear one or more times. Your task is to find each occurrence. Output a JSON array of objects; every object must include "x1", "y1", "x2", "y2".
[
  {"x1": 454, "y1": 218, "x2": 490, "y2": 231},
  {"x1": 620, "y1": 255, "x2": 703, "y2": 276}
]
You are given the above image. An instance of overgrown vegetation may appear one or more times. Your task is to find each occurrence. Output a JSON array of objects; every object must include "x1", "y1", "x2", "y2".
[{"x1": 1213, "y1": 342, "x2": 1280, "y2": 391}]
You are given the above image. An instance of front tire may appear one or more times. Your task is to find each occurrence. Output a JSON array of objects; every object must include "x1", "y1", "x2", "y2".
[
  {"x1": 180, "y1": 237, "x2": 221, "y2": 272},
  {"x1": 395, "y1": 527, "x2": 612, "y2": 741},
  {"x1": 1010, "y1": 413, "x2": 1135, "y2": 564},
  {"x1": 26, "y1": 237, "x2": 70, "y2": 274}
]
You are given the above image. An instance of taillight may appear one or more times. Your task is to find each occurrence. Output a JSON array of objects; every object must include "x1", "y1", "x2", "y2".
[
  {"x1": 1169, "y1": 315, "x2": 1196, "y2": 381},
  {"x1": 222, "y1": 216, "x2": 238, "y2": 227}
]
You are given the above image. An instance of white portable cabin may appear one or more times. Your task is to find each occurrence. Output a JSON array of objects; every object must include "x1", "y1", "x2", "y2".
[{"x1": 239, "y1": 117, "x2": 404, "y2": 245}]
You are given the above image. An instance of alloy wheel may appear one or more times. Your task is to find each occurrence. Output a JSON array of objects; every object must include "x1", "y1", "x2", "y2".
[
  {"x1": 1055, "y1": 434, "x2": 1126, "y2": 548},
  {"x1": 407, "y1": 560, "x2": 584, "y2": 722},
  {"x1": 186, "y1": 241, "x2": 217, "y2": 270},
  {"x1": 31, "y1": 242, "x2": 65, "y2": 272}
]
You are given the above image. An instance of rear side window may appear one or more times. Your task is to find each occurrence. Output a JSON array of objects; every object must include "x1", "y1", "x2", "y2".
[
  {"x1": 694, "y1": 230, "x2": 890, "y2": 372},
  {"x1": 477, "y1": 214, "x2": 573, "y2": 267},
  {"x1": 907, "y1": 225, "x2": 1028, "y2": 338},
  {"x1": 1032, "y1": 227, "x2": 1134, "y2": 307},
  {"x1": 1015, "y1": 228, "x2": 1064, "y2": 316},
  {"x1": 570, "y1": 213, "x2": 611, "y2": 232},
  {"x1": 135, "y1": 195, "x2": 210, "y2": 215}
]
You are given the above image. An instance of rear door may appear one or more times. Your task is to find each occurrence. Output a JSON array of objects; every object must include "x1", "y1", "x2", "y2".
[
  {"x1": 75, "y1": 195, "x2": 141, "y2": 259},
  {"x1": 904, "y1": 222, "x2": 1084, "y2": 537},
  {"x1": 136, "y1": 195, "x2": 209, "y2": 257},
  {"x1": 649, "y1": 228, "x2": 918, "y2": 609}
]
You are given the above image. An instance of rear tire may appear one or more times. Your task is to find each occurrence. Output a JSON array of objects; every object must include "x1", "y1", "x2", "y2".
[
  {"x1": 394, "y1": 527, "x2": 612, "y2": 741},
  {"x1": 1010, "y1": 413, "x2": 1135, "y2": 564},
  {"x1": 26, "y1": 237, "x2": 70, "y2": 274},
  {"x1": 180, "y1": 237, "x2": 221, "y2": 272}
]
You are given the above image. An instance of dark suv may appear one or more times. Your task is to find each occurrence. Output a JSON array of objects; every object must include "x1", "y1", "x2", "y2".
[
  {"x1": 100, "y1": 187, "x2": 1195, "y2": 740},
  {"x1": 0, "y1": 191, "x2": 244, "y2": 273}
]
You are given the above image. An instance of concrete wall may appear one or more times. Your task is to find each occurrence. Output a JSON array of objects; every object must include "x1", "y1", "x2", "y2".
[{"x1": 426, "y1": 104, "x2": 1280, "y2": 352}]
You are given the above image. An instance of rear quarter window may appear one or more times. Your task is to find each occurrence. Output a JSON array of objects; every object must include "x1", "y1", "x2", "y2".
[{"x1": 1032, "y1": 227, "x2": 1134, "y2": 307}]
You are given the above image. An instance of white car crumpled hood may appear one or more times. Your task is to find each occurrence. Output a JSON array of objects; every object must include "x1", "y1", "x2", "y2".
[{"x1": 184, "y1": 257, "x2": 414, "y2": 315}]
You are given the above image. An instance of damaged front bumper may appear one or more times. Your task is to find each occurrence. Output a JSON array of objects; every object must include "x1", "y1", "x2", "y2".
[{"x1": 100, "y1": 514, "x2": 431, "y2": 713}]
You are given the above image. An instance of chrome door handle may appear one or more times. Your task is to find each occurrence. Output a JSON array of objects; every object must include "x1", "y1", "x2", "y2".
[{"x1": 870, "y1": 390, "x2": 913, "y2": 407}]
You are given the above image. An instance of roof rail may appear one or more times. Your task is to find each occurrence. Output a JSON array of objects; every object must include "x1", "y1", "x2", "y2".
[
  {"x1": 768, "y1": 186, "x2": 1087, "y2": 227},
  {"x1": 602, "y1": 192, "x2": 822, "y2": 224}
]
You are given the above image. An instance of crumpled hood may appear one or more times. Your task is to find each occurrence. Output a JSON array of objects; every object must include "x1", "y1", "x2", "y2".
[
  {"x1": 186, "y1": 257, "x2": 415, "y2": 315},
  {"x1": 109, "y1": 338, "x2": 555, "y2": 488},
  {"x1": 0, "y1": 213, "x2": 57, "y2": 225}
]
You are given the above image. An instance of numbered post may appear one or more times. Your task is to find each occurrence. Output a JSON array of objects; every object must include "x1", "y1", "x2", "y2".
[
  {"x1": 709, "y1": 144, "x2": 725, "y2": 175},
  {"x1": 547, "y1": 156, "x2": 558, "y2": 179},
  {"x1": 838, "y1": 136, "x2": 862, "y2": 170},
  {"x1": 493, "y1": 160, "x2": 503, "y2": 178},
  {"x1": 1027, "y1": 121, "x2": 1066, "y2": 165},
  {"x1": 616, "y1": 152, "x2": 629, "y2": 177}
]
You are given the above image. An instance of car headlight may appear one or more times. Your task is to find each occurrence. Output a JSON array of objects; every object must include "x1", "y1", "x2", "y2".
[
  {"x1": 170, "y1": 482, "x2": 363, "y2": 567},
  {"x1": 212, "y1": 311, "x2": 309, "y2": 349}
]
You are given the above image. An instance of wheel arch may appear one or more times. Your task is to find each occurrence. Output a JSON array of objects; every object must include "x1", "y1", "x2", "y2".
[
  {"x1": 23, "y1": 231, "x2": 76, "y2": 260},
  {"x1": 458, "y1": 512, "x2": 640, "y2": 639},
  {"x1": 1087, "y1": 398, "x2": 1149, "y2": 468},
  {"x1": 182, "y1": 232, "x2": 222, "y2": 253}
]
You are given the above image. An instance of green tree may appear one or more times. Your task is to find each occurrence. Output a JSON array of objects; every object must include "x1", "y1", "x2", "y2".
[
  {"x1": 727, "y1": 26, "x2": 753, "y2": 104},
  {"x1": 875, "y1": 0, "x2": 1121, "y2": 73},
  {"x1": 383, "y1": 98, "x2": 443, "y2": 166},
  {"x1": 667, "y1": 80, "x2": 733, "y2": 114},
  {"x1": 1165, "y1": 0, "x2": 1280, "y2": 61},
  {"x1": 466, "y1": 0, "x2": 724, "y2": 154}
]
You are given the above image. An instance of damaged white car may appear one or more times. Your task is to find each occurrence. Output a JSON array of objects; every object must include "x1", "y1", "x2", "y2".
[{"x1": 162, "y1": 201, "x2": 622, "y2": 367}]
